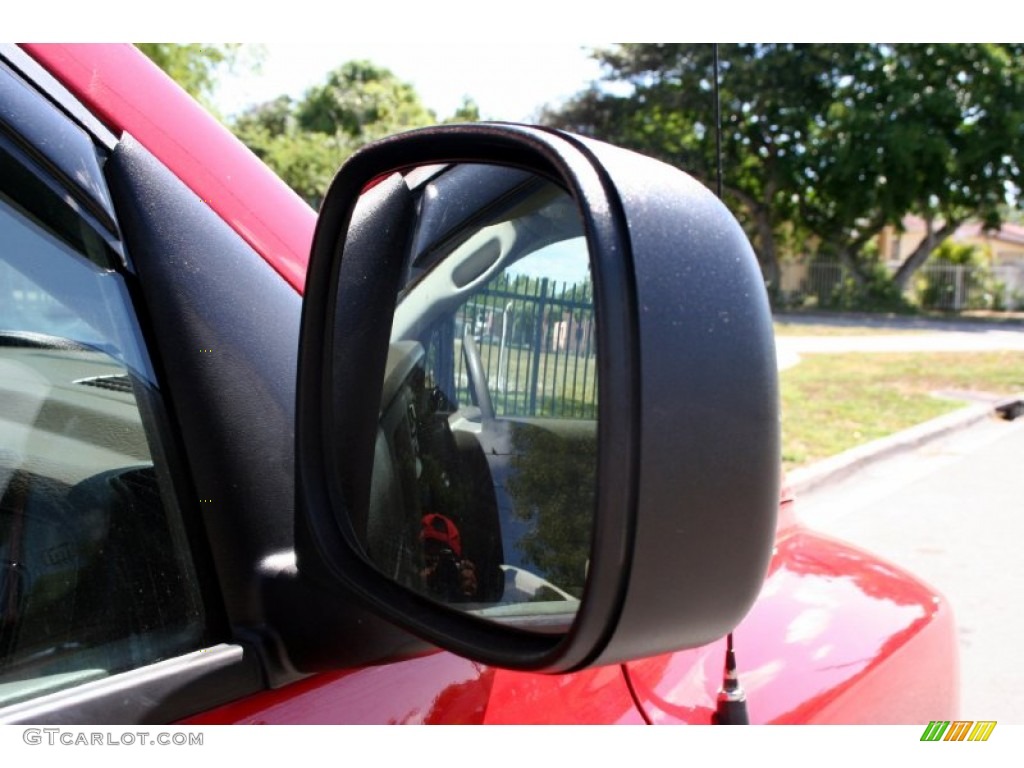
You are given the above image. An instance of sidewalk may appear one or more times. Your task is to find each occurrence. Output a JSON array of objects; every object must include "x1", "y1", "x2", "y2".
[
  {"x1": 774, "y1": 314, "x2": 1024, "y2": 370},
  {"x1": 775, "y1": 310, "x2": 1024, "y2": 331},
  {"x1": 776, "y1": 314, "x2": 1024, "y2": 719}
]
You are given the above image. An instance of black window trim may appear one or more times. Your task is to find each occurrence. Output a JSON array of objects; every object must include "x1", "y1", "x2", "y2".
[{"x1": 0, "y1": 54, "x2": 119, "y2": 240}]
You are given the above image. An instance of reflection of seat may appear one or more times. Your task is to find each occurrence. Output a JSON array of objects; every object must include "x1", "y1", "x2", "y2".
[
  {"x1": 0, "y1": 468, "x2": 100, "y2": 667},
  {"x1": 0, "y1": 465, "x2": 200, "y2": 678},
  {"x1": 367, "y1": 370, "x2": 505, "y2": 603},
  {"x1": 450, "y1": 430, "x2": 504, "y2": 603},
  {"x1": 68, "y1": 467, "x2": 200, "y2": 642},
  {"x1": 366, "y1": 430, "x2": 420, "y2": 587}
]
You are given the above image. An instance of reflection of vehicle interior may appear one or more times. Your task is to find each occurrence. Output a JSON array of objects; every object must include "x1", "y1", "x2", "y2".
[
  {"x1": 369, "y1": 340, "x2": 589, "y2": 621},
  {"x1": 358, "y1": 168, "x2": 594, "y2": 621},
  {"x1": 370, "y1": 341, "x2": 505, "y2": 604},
  {"x1": 0, "y1": 333, "x2": 201, "y2": 706}
]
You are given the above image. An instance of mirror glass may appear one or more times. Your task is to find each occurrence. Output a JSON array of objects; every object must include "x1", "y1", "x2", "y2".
[{"x1": 352, "y1": 165, "x2": 597, "y2": 630}]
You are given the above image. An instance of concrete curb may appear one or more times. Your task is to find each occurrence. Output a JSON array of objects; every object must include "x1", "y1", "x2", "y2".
[{"x1": 787, "y1": 394, "x2": 1024, "y2": 497}]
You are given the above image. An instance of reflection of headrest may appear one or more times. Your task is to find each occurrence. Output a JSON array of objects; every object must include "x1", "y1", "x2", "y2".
[{"x1": 420, "y1": 513, "x2": 462, "y2": 557}]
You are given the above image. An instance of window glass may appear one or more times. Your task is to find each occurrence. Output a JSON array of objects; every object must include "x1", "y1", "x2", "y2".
[{"x1": 0, "y1": 166, "x2": 204, "y2": 707}]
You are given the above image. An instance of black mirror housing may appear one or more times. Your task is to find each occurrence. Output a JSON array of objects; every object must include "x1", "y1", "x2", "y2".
[{"x1": 296, "y1": 123, "x2": 779, "y2": 673}]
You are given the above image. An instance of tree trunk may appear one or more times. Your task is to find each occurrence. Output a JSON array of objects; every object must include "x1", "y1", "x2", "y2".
[
  {"x1": 832, "y1": 220, "x2": 886, "y2": 287},
  {"x1": 715, "y1": 182, "x2": 780, "y2": 292},
  {"x1": 752, "y1": 207, "x2": 780, "y2": 294},
  {"x1": 892, "y1": 217, "x2": 961, "y2": 291},
  {"x1": 836, "y1": 248, "x2": 866, "y2": 286}
]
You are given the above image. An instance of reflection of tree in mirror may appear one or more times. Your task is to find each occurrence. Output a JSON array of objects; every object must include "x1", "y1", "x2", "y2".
[{"x1": 505, "y1": 425, "x2": 597, "y2": 598}]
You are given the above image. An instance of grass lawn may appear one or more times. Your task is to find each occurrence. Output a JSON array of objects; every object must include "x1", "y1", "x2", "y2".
[
  {"x1": 780, "y1": 350, "x2": 1024, "y2": 469},
  {"x1": 459, "y1": 338, "x2": 598, "y2": 418}
]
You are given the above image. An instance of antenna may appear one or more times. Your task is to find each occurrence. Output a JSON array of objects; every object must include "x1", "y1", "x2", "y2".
[
  {"x1": 713, "y1": 44, "x2": 723, "y2": 200},
  {"x1": 711, "y1": 43, "x2": 750, "y2": 726},
  {"x1": 714, "y1": 631, "x2": 749, "y2": 724}
]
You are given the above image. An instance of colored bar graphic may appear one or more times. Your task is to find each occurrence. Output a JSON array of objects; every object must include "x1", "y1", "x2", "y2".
[
  {"x1": 968, "y1": 722, "x2": 997, "y2": 742},
  {"x1": 945, "y1": 721, "x2": 973, "y2": 741},
  {"x1": 920, "y1": 720, "x2": 996, "y2": 742}
]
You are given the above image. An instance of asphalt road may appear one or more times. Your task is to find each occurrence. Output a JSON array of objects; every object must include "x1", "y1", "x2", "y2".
[{"x1": 795, "y1": 414, "x2": 1024, "y2": 724}]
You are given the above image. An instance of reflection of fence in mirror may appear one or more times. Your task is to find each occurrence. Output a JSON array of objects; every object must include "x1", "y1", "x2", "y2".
[
  {"x1": 369, "y1": 164, "x2": 597, "y2": 629},
  {"x1": 455, "y1": 243, "x2": 596, "y2": 420}
]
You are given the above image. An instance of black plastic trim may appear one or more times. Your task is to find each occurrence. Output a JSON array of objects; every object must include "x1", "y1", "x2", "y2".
[
  {"x1": 577, "y1": 134, "x2": 780, "y2": 664},
  {"x1": 105, "y1": 134, "x2": 429, "y2": 682},
  {"x1": 0, "y1": 45, "x2": 119, "y2": 150},
  {"x1": 0, "y1": 55, "x2": 119, "y2": 237}
]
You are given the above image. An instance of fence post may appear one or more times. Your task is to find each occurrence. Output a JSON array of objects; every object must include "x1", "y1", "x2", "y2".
[
  {"x1": 497, "y1": 301, "x2": 512, "y2": 393},
  {"x1": 954, "y1": 265, "x2": 965, "y2": 311},
  {"x1": 528, "y1": 278, "x2": 549, "y2": 416}
]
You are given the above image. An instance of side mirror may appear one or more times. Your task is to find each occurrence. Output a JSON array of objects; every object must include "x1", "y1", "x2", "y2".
[{"x1": 296, "y1": 124, "x2": 779, "y2": 673}]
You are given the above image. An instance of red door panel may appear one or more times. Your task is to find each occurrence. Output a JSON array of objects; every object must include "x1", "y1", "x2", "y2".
[{"x1": 183, "y1": 650, "x2": 644, "y2": 724}]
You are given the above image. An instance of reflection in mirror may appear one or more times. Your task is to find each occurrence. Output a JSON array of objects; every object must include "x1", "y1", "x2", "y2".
[{"x1": 355, "y1": 165, "x2": 596, "y2": 630}]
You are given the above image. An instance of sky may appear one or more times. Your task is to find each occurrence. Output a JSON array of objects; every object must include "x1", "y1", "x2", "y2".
[
  {"x1": 15, "y1": 2, "x2": 991, "y2": 124},
  {"x1": 213, "y1": 43, "x2": 607, "y2": 123}
]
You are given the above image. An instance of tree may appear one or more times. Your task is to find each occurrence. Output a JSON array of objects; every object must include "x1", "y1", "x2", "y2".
[
  {"x1": 296, "y1": 60, "x2": 436, "y2": 144},
  {"x1": 444, "y1": 97, "x2": 482, "y2": 124},
  {"x1": 232, "y1": 61, "x2": 442, "y2": 206},
  {"x1": 505, "y1": 424, "x2": 596, "y2": 597},
  {"x1": 232, "y1": 96, "x2": 350, "y2": 207},
  {"x1": 804, "y1": 44, "x2": 1024, "y2": 290},
  {"x1": 545, "y1": 44, "x2": 861, "y2": 291},
  {"x1": 544, "y1": 44, "x2": 1024, "y2": 299}
]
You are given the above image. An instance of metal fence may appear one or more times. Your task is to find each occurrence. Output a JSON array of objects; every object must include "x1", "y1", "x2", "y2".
[
  {"x1": 780, "y1": 262, "x2": 1024, "y2": 312},
  {"x1": 912, "y1": 264, "x2": 1023, "y2": 311},
  {"x1": 454, "y1": 274, "x2": 597, "y2": 419}
]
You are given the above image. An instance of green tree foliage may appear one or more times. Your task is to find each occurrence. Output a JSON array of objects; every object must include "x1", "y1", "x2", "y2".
[
  {"x1": 232, "y1": 61, "x2": 448, "y2": 207},
  {"x1": 142, "y1": 46, "x2": 471, "y2": 207},
  {"x1": 914, "y1": 241, "x2": 1002, "y2": 311},
  {"x1": 546, "y1": 44, "x2": 857, "y2": 291},
  {"x1": 544, "y1": 44, "x2": 1024, "y2": 300},
  {"x1": 808, "y1": 45, "x2": 1024, "y2": 291},
  {"x1": 505, "y1": 424, "x2": 596, "y2": 597},
  {"x1": 232, "y1": 95, "x2": 349, "y2": 207},
  {"x1": 296, "y1": 61, "x2": 437, "y2": 144},
  {"x1": 444, "y1": 97, "x2": 482, "y2": 124}
]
